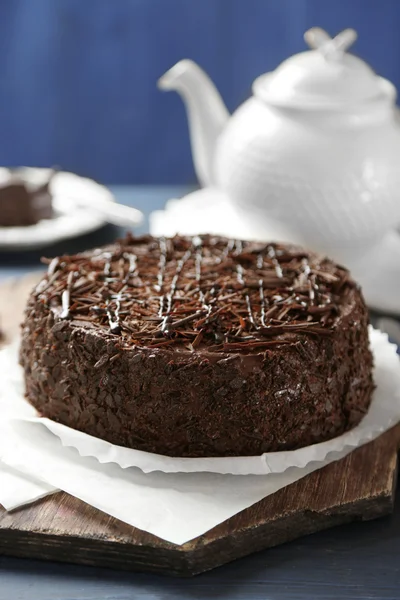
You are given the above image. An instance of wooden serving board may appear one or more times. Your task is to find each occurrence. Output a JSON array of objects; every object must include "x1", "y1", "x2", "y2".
[{"x1": 0, "y1": 273, "x2": 399, "y2": 577}]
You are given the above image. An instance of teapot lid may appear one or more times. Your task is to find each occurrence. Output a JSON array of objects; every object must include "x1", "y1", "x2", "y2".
[{"x1": 253, "y1": 28, "x2": 396, "y2": 108}]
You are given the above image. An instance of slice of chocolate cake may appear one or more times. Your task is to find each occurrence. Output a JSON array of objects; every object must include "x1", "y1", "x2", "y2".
[
  {"x1": 20, "y1": 234, "x2": 374, "y2": 457},
  {"x1": 0, "y1": 168, "x2": 53, "y2": 227}
]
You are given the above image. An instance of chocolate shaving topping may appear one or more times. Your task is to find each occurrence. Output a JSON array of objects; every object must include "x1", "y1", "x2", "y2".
[
  {"x1": 47, "y1": 257, "x2": 59, "y2": 277},
  {"x1": 60, "y1": 270, "x2": 75, "y2": 320},
  {"x1": 38, "y1": 234, "x2": 355, "y2": 352}
]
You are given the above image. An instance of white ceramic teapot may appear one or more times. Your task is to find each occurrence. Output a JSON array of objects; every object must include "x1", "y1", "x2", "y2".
[{"x1": 159, "y1": 28, "x2": 400, "y2": 259}]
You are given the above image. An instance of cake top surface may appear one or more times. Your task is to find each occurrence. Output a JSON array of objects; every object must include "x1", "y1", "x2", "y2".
[{"x1": 36, "y1": 234, "x2": 358, "y2": 353}]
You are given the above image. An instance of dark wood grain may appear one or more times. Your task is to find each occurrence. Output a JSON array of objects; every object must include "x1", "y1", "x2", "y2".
[{"x1": 0, "y1": 274, "x2": 398, "y2": 577}]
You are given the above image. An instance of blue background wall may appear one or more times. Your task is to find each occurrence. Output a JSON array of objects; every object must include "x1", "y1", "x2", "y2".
[{"x1": 0, "y1": 0, "x2": 399, "y2": 184}]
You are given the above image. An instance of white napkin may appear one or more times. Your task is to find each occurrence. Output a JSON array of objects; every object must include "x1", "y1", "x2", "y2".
[{"x1": 2, "y1": 420, "x2": 331, "y2": 545}]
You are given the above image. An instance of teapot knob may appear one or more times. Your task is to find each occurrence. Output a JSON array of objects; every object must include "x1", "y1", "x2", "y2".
[{"x1": 304, "y1": 27, "x2": 357, "y2": 61}]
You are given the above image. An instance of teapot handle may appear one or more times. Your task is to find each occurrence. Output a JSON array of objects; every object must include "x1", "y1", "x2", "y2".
[{"x1": 304, "y1": 27, "x2": 357, "y2": 61}]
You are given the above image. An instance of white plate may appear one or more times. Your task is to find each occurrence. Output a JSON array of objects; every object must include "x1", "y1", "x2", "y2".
[{"x1": 0, "y1": 168, "x2": 115, "y2": 250}]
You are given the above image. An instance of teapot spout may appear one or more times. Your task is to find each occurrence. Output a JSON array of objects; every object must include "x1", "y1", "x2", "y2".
[{"x1": 158, "y1": 60, "x2": 229, "y2": 187}]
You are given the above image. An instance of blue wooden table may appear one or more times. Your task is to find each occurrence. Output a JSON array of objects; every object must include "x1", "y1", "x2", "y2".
[{"x1": 0, "y1": 186, "x2": 399, "y2": 600}]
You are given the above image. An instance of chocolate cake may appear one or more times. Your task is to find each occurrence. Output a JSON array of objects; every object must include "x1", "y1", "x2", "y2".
[
  {"x1": 20, "y1": 234, "x2": 374, "y2": 457},
  {"x1": 0, "y1": 168, "x2": 53, "y2": 227}
]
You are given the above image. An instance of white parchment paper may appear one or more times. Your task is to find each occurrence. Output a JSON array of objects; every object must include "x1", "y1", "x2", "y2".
[
  {"x1": 0, "y1": 328, "x2": 398, "y2": 544},
  {"x1": 0, "y1": 457, "x2": 57, "y2": 510}
]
